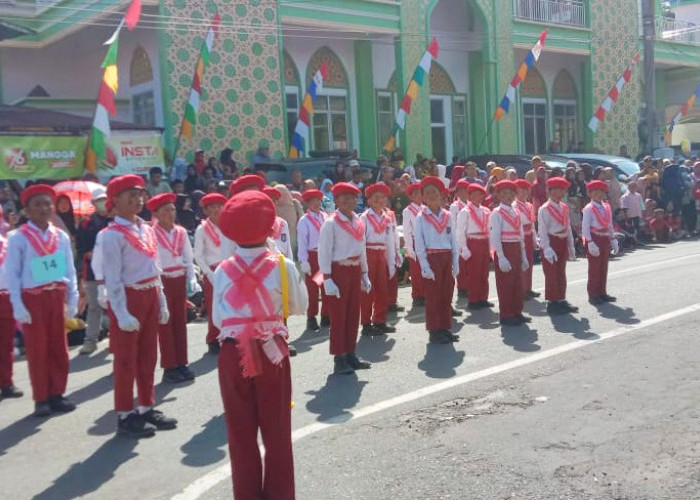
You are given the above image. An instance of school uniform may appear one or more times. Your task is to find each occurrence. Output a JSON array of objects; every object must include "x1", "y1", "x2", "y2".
[
  {"x1": 455, "y1": 201, "x2": 491, "y2": 306},
  {"x1": 271, "y1": 216, "x2": 294, "y2": 261},
  {"x1": 0, "y1": 234, "x2": 18, "y2": 394},
  {"x1": 582, "y1": 198, "x2": 617, "y2": 302},
  {"x1": 360, "y1": 208, "x2": 396, "y2": 329},
  {"x1": 297, "y1": 209, "x2": 329, "y2": 323},
  {"x1": 490, "y1": 201, "x2": 527, "y2": 322},
  {"x1": 450, "y1": 199, "x2": 469, "y2": 293},
  {"x1": 538, "y1": 200, "x2": 575, "y2": 304},
  {"x1": 402, "y1": 201, "x2": 424, "y2": 302},
  {"x1": 387, "y1": 209, "x2": 402, "y2": 308},
  {"x1": 514, "y1": 199, "x2": 537, "y2": 295}
]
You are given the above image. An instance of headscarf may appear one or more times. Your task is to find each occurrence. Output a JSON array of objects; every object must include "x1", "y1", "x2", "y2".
[
  {"x1": 320, "y1": 179, "x2": 335, "y2": 213},
  {"x1": 275, "y1": 184, "x2": 302, "y2": 253},
  {"x1": 436, "y1": 164, "x2": 450, "y2": 188},
  {"x1": 490, "y1": 166, "x2": 504, "y2": 180},
  {"x1": 190, "y1": 190, "x2": 205, "y2": 220},
  {"x1": 175, "y1": 194, "x2": 197, "y2": 231},
  {"x1": 54, "y1": 194, "x2": 76, "y2": 237}
]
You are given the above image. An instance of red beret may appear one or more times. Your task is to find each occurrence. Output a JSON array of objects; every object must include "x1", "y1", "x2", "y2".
[
  {"x1": 546, "y1": 177, "x2": 571, "y2": 190},
  {"x1": 420, "y1": 176, "x2": 448, "y2": 194},
  {"x1": 262, "y1": 186, "x2": 281, "y2": 201},
  {"x1": 219, "y1": 190, "x2": 276, "y2": 245},
  {"x1": 301, "y1": 189, "x2": 323, "y2": 202},
  {"x1": 146, "y1": 192, "x2": 177, "y2": 212},
  {"x1": 406, "y1": 183, "x2": 421, "y2": 196},
  {"x1": 21, "y1": 184, "x2": 56, "y2": 206},
  {"x1": 494, "y1": 180, "x2": 517, "y2": 192},
  {"x1": 586, "y1": 180, "x2": 609, "y2": 192},
  {"x1": 106, "y1": 174, "x2": 145, "y2": 200},
  {"x1": 230, "y1": 174, "x2": 265, "y2": 194},
  {"x1": 455, "y1": 179, "x2": 471, "y2": 190},
  {"x1": 331, "y1": 182, "x2": 361, "y2": 197},
  {"x1": 201, "y1": 193, "x2": 228, "y2": 207},
  {"x1": 106, "y1": 199, "x2": 114, "y2": 212},
  {"x1": 365, "y1": 182, "x2": 391, "y2": 198},
  {"x1": 515, "y1": 179, "x2": 532, "y2": 190},
  {"x1": 468, "y1": 183, "x2": 487, "y2": 194}
]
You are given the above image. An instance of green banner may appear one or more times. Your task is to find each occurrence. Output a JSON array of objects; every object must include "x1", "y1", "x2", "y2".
[{"x1": 0, "y1": 135, "x2": 85, "y2": 180}]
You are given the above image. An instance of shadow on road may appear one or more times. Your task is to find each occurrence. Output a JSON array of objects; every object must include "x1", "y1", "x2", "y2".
[
  {"x1": 34, "y1": 436, "x2": 138, "y2": 499},
  {"x1": 88, "y1": 410, "x2": 118, "y2": 436},
  {"x1": 290, "y1": 328, "x2": 328, "y2": 355},
  {"x1": 596, "y1": 303, "x2": 639, "y2": 325},
  {"x1": 187, "y1": 352, "x2": 219, "y2": 378},
  {"x1": 549, "y1": 314, "x2": 599, "y2": 340},
  {"x1": 0, "y1": 415, "x2": 42, "y2": 457},
  {"x1": 180, "y1": 414, "x2": 227, "y2": 467},
  {"x1": 69, "y1": 348, "x2": 111, "y2": 373},
  {"x1": 463, "y1": 308, "x2": 500, "y2": 330},
  {"x1": 305, "y1": 374, "x2": 368, "y2": 422},
  {"x1": 357, "y1": 335, "x2": 396, "y2": 363},
  {"x1": 67, "y1": 373, "x2": 112, "y2": 406},
  {"x1": 524, "y1": 300, "x2": 548, "y2": 317},
  {"x1": 500, "y1": 325, "x2": 540, "y2": 352},
  {"x1": 417, "y1": 343, "x2": 465, "y2": 379},
  {"x1": 403, "y1": 307, "x2": 425, "y2": 324}
]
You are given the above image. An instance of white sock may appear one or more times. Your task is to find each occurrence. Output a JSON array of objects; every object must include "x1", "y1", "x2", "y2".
[
  {"x1": 137, "y1": 406, "x2": 152, "y2": 415},
  {"x1": 118, "y1": 411, "x2": 135, "y2": 420}
]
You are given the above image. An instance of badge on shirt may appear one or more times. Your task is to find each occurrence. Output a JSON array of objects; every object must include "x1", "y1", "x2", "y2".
[
  {"x1": 30, "y1": 251, "x2": 66, "y2": 283},
  {"x1": 446, "y1": 226, "x2": 452, "y2": 235}
]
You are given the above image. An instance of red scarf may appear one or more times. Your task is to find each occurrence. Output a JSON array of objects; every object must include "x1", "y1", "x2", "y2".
[
  {"x1": 154, "y1": 223, "x2": 185, "y2": 258},
  {"x1": 366, "y1": 210, "x2": 390, "y2": 234},
  {"x1": 202, "y1": 219, "x2": 221, "y2": 247},
  {"x1": 453, "y1": 200, "x2": 466, "y2": 212},
  {"x1": 407, "y1": 203, "x2": 422, "y2": 217},
  {"x1": 545, "y1": 201, "x2": 570, "y2": 228},
  {"x1": 305, "y1": 211, "x2": 325, "y2": 233},
  {"x1": 272, "y1": 218, "x2": 284, "y2": 239},
  {"x1": 498, "y1": 206, "x2": 521, "y2": 232},
  {"x1": 20, "y1": 223, "x2": 58, "y2": 256},
  {"x1": 467, "y1": 202, "x2": 489, "y2": 234},
  {"x1": 588, "y1": 201, "x2": 612, "y2": 229},
  {"x1": 109, "y1": 220, "x2": 157, "y2": 258},
  {"x1": 516, "y1": 200, "x2": 535, "y2": 224},
  {"x1": 333, "y1": 211, "x2": 365, "y2": 241},
  {"x1": 422, "y1": 207, "x2": 450, "y2": 234}
]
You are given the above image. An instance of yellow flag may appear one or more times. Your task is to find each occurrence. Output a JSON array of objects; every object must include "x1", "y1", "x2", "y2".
[{"x1": 406, "y1": 80, "x2": 419, "y2": 100}]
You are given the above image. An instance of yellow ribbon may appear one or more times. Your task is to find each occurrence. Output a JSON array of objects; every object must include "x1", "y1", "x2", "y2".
[{"x1": 278, "y1": 254, "x2": 289, "y2": 320}]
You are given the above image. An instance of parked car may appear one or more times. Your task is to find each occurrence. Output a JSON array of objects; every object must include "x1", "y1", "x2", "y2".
[
  {"x1": 465, "y1": 154, "x2": 571, "y2": 178},
  {"x1": 253, "y1": 156, "x2": 379, "y2": 186},
  {"x1": 558, "y1": 154, "x2": 640, "y2": 182}
]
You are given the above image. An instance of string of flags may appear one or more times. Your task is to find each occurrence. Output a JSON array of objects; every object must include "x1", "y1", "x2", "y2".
[
  {"x1": 382, "y1": 37, "x2": 440, "y2": 153},
  {"x1": 288, "y1": 61, "x2": 328, "y2": 159},
  {"x1": 494, "y1": 30, "x2": 548, "y2": 121},
  {"x1": 588, "y1": 53, "x2": 639, "y2": 133},
  {"x1": 667, "y1": 80, "x2": 700, "y2": 133}
]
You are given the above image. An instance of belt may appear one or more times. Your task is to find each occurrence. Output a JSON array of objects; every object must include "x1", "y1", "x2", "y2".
[
  {"x1": 427, "y1": 249, "x2": 451, "y2": 254},
  {"x1": 162, "y1": 266, "x2": 186, "y2": 278},
  {"x1": 501, "y1": 239, "x2": 522, "y2": 244},
  {"x1": 222, "y1": 315, "x2": 283, "y2": 328},
  {"x1": 334, "y1": 256, "x2": 361, "y2": 266},
  {"x1": 126, "y1": 277, "x2": 160, "y2": 290},
  {"x1": 366, "y1": 244, "x2": 386, "y2": 250},
  {"x1": 23, "y1": 282, "x2": 66, "y2": 295},
  {"x1": 549, "y1": 231, "x2": 569, "y2": 239},
  {"x1": 592, "y1": 231, "x2": 610, "y2": 237},
  {"x1": 467, "y1": 235, "x2": 489, "y2": 240}
]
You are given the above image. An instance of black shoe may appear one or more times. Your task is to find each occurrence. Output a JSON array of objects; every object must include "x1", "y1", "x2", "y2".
[
  {"x1": 562, "y1": 301, "x2": 579, "y2": 313},
  {"x1": 457, "y1": 289, "x2": 468, "y2": 298},
  {"x1": 118, "y1": 413, "x2": 156, "y2": 438},
  {"x1": 162, "y1": 368, "x2": 187, "y2": 384},
  {"x1": 306, "y1": 317, "x2": 320, "y2": 331},
  {"x1": 441, "y1": 329, "x2": 460, "y2": 342},
  {"x1": 288, "y1": 344, "x2": 297, "y2": 357},
  {"x1": 361, "y1": 324, "x2": 384, "y2": 336},
  {"x1": 48, "y1": 395, "x2": 76, "y2": 413},
  {"x1": 207, "y1": 342, "x2": 220, "y2": 355},
  {"x1": 499, "y1": 317, "x2": 521, "y2": 327},
  {"x1": 142, "y1": 409, "x2": 177, "y2": 430},
  {"x1": 333, "y1": 355, "x2": 354, "y2": 375},
  {"x1": 525, "y1": 290, "x2": 541, "y2": 299},
  {"x1": 467, "y1": 302, "x2": 484, "y2": 310},
  {"x1": 1, "y1": 385, "x2": 23, "y2": 398},
  {"x1": 373, "y1": 323, "x2": 396, "y2": 333},
  {"x1": 517, "y1": 314, "x2": 532, "y2": 324},
  {"x1": 589, "y1": 296, "x2": 604, "y2": 305},
  {"x1": 451, "y1": 308, "x2": 463, "y2": 317},
  {"x1": 429, "y1": 331, "x2": 452, "y2": 344},
  {"x1": 320, "y1": 316, "x2": 331, "y2": 328},
  {"x1": 34, "y1": 401, "x2": 51, "y2": 417},
  {"x1": 480, "y1": 301, "x2": 495, "y2": 308},
  {"x1": 412, "y1": 297, "x2": 425, "y2": 307},
  {"x1": 178, "y1": 365, "x2": 196, "y2": 381},
  {"x1": 601, "y1": 294, "x2": 617, "y2": 302},
  {"x1": 388, "y1": 304, "x2": 405, "y2": 312},
  {"x1": 546, "y1": 302, "x2": 567, "y2": 316},
  {"x1": 347, "y1": 353, "x2": 371, "y2": 370}
]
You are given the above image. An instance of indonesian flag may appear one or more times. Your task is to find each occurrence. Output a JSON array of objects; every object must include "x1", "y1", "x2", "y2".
[{"x1": 90, "y1": 38, "x2": 119, "y2": 161}]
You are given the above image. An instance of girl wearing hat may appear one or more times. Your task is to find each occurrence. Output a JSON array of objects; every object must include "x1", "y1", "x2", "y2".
[
  {"x1": 513, "y1": 179, "x2": 539, "y2": 300},
  {"x1": 401, "y1": 183, "x2": 425, "y2": 307}
]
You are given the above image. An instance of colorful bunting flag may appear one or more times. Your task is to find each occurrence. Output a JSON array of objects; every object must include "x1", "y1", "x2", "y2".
[
  {"x1": 289, "y1": 61, "x2": 328, "y2": 158},
  {"x1": 125, "y1": 0, "x2": 142, "y2": 30},
  {"x1": 667, "y1": 81, "x2": 700, "y2": 133},
  {"x1": 382, "y1": 37, "x2": 439, "y2": 152},
  {"x1": 588, "y1": 53, "x2": 639, "y2": 133},
  {"x1": 494, "y1": 30, "x2": 548, "y2": 121}
]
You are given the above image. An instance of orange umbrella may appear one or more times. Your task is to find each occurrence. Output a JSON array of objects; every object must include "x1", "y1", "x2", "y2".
[{"x1": 54, "y1": 180, "x2": 104, "y2": 217}]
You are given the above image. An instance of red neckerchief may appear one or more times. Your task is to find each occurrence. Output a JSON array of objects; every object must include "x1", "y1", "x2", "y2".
[
  {"x1": 498, "y1": 206, "x2": 521, "y2": 232},
  {"x1": 589, "y1": 201, "x2": 612, "y2": 229},
  {"x1": 452, "y1": 200, "x2": 466, "y2": 212},
  {"x1": 332, "y1": 211, "x2": 365, "y2": 241},
  {"x1": 109, "y1": 219, "x2": 157, "y2": 258},
  {"x1": 202, "y1": 219, "x2": 221, "y2": 247},
  {"x1": 0, "y1": 236, "x2": 8, "y2": 265},
  {"x1": 467, "y1": 202, "x2": 489, "y2": 234},
  {"x1": 545, "y1": 201, "x2": 570, "y2": 228},
  {"x1": 407, "y1": 203, "x2": 422, "y2": 216},
  {"x1": 516, "y1": 200, "x2": 535, "y2": 223},
  {"x1": 422, "y1": 207, "x2": 450, "y2": 234},
  {"x1": 272, "y1": 218, "x2": 284, "y2": 239},
  {"x1": 366, "y1": 209, "x2": 390, "y2": 234},
  {"x1": 153, "y1": 223, "x2": 185, "y2": 258},
  {"x1": 19, "y1": 223, "x2": 58, "y2": 256},
  {"x1": 305, "y1": 210, "x2": 325, "y2": 233}
]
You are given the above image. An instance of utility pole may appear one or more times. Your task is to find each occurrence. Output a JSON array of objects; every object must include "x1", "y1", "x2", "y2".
[{"x1": 642, "y1": 0, "x2": 658, "y2": 153}]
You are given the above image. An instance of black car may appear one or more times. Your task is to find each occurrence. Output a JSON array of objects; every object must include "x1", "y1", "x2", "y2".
[
  {"x1": 466, "y1": 154, "x2": 571, "y2": 178},
  {"x1": 253, "y1": 157, "x2": 379, "y2": 186},
  {"x1": 557, "y1": 154, "x2": 640, "y2": 182}
]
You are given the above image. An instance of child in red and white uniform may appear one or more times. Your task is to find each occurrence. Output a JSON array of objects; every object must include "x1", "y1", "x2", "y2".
[
  {"x1": 582, "y1": 180, "x2": 619, "y2": 305},
  {"x1": 490, "y1": 180, "x2": 531, "y2": 326},
  {"x1": 262, "y1": 186, "x2": 294, "y2": 260},
  {"x1": 414, "y1": 177, "x2": 460, "y2": 344},
  {"x1": 194, "y1": 193, "x2": 234, "y2": 355},
  {"x1": 455, "y1": 183, "x2": 493, "y2": 310},
  {"x1": 450, "y1": 179, "x2": 470, "y2": 298},
  {"x1": 213, "y1": 190, "x2": 307, "y2": 500},
  {"x1": 318, "y1": 182, "x2": 372, "y2": 375},
  {"x1": 6, "y1": 185, "x2": 78, "y2": 416},
  {"x1": 147, "y1": 193, "x2": 201, "y2": 384},
  {"x1": 401, "y1": 183, "x2": 424, "y2": 307},
  {"x1": 360, "y1": 183, "x2": 396, "y2": 336},
  {"x1": 0, "y1": 230, "x2": 22, "y2": 400},
  {"x1": 102, "y1": 175, "x2": 176, "y2": 438},
  {"x1": 386, "y1": 208, "x2": 404, "y2": 314},
  {"x1": 514, "y1": 179, "x2": 540, "y2": 300},
  {"x1": 538, "y1": 177, "x2": 578, "y2": 315},
  {"x1": 297, "y1": 189, "x2": 329, "y2": 332}
]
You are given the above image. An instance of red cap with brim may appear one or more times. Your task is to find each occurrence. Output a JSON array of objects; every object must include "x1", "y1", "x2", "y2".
[
  {"x1": 219, "y1": 190, "x2": 276, "y2": 245},
  {"x1": 331, "y1": 182, "x2": 361, "y2": 197},
  {"x1": 201, "y1": 193, "x2": 228, "y2": 207},
  {"x1": 546, "y1": 177, "x2": 570, "y2": 190},
  {"x1": 494, "y1": 180, "x2": 517, "y2": 192},
  {"x1": 262, "y1": 186, "x2": 281, "y2": 201},
  {"x1": 406, "y1": 183, "x2": 421, "y2": 196},
  {"x1": 301, "y1": 189, "x2": 323, "y2": 202},
  {"x1": 365, "y1": 182, "x2": 391, "y2": 198},
  {"x1": 21, "y1": 184, "x2": 57, "y2": 206},
  {"x1": 586, "y1": 180, "x2": 608, "y2": 192},
  {"x1": 468, "y1": 183, "x2": 487, "y2": 195},
  {"x1": 146, "y1": 192, "x2": 177, "y2": 212},
  {"x1": 230, "y1": 174, "x2": 265, "y2": 194},
  {"x1": 420, "y1": 176, "x2": 448, "y2": 195},
  {"x1": 515, "y1": 179, "x2": 533, "y2": 190},
  {"x1": 455, "y1": 179, "x2": 471, "y2": 191},
  {"x1": 106, "y1": 174, "x2": 145, "y2": 201}
]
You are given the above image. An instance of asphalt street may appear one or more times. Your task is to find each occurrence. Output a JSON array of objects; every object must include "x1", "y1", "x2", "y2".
[{"x1": 1, "y1": 240, "x2": 699, "y2": 500}]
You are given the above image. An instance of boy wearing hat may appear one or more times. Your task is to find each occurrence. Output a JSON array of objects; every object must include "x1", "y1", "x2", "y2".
[
  {"x1": 213, "y1": 190, "x2": 306, "y2": 500},
  {"x1": 451, "y1": 179, "x2": 470, "y2": 298},
  {"x1": 0, "y1": 228, "x2": 22, "y2": 400},
  {"x1": 261, "y1": 187, "x2": 294, "y2": 260},
  {"x1": 455, "y1": 183, "x2": 493, "y2": 310},
  {"x1": 318, "y1": 182, "x2": 372, "y2": 374},
  {"x1": 102, "y1": 175, "x2": 176, "y2": 437},
  {"x1": 402, "y1": 183, "x2": 424, "y2": 307},
  {"x1": 230, "y1": 173, "x2": 265, "y2": 196},
  {"x1": 490, "y1": 180, "x2": 530, "y2": 326},
  {"x1": 538, "y1": 177, "x2": 578, "y2": 315},
  {"x1": 297, "y1": 189, "x2": 329, "y2": 331},
  {"x1": 360, "y1": 182, "x2": 396, "y2": 336},
  {"x1": 514, "y1": 179, "x2": 539, "y2": 300},
  {"x1": 147, "y1": 193, "x2": 200, "y2": 383},
  {"x1": 6, "y1": 185, "x2": 78, "y2": 415},
  {"x1": 414, "y1": 177, "x2": 460, "y2": 344},
  {"x1": 194, "y1": 193, "x2": 234, "y2": 355},
  {"x1": 582, "y1": 180, "x2": 618, "y2": 305}
]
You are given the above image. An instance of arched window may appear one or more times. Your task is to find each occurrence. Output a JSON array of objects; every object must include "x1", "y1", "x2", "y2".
[
  {"x1": 130, "y1": 46, "x2": 155, "y2": 126},
  {"x1": 429, "y1": 62, "x2": 467, "y2": 163},
  {"x1": 377, "y1": 71, "x2": 399, "y2": 153},
  {"x1": 552, "y1": 70, "x2": 579, "y2": 153},
  {"x1": 307, "y1": 47, "x2": 349, "y2": 152},
  {"x1": 283, "y1": 51, "x2": 301, "y2": 148},
  {"x1": 521, "y1": 67, "x2": 547, "y2": 154}
]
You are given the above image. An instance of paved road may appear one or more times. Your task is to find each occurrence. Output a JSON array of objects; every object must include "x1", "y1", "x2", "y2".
[{"x1": 1, "y1": 241, "x2": 699, "y2": 499}]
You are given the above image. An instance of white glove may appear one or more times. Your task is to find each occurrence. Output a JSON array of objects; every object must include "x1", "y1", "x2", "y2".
[
  {"x1": 324, "y1": 279, "x2": 340, "y2": 298},
  {"x1": 117, "y1": 313, "x2": 140, "y2": 332},
  {"x1": 159, "y1": 306, "x2": 170, "y2": 325},
  {"x1": 421, "y1": 266, "x2": 436, "y2": 280},
  {"x1": 543, "y1": 247, "x2": 558, "y2": 264},
  {"x1": 14, "y1": 302, "x2": 32, "y2": 325},
  {"x1": 188, "y1": 278, "x2": 202, "y2": 296},
  {"x1": 460, "y1": 247, "x2": 472, "y2": 261},
  {"x1": 395, "y1": 252, "x2": 404, "y2": 268},
  {"x1": 300, "y1": 261, "x2": 311, "y2": 275},
  {"x1": 97, "y1": 284, "x2": 108, "y2": 309},
  {"x1": 361, "y1": 274, "x2": 372, "y2": 293},
  {"x1": 67, "y1": 304, "x2": 78, "y2": 319},
  {"x1": 521, "y1": 255, "x2": 530, "y2": 272},
  {"x1": 611, "y1": 239, "x2": 620, "y2": 255},
  {"x1": 452, "y1": 264, "x2": 459, "y2": 279},
  {"x1": 498, "y1": 255, "x2": 512, "y2": 273},
  {"x1": 388, "y1": 264, "x2": 396, "y2": 280},
  {"x1": 588, "y1": 241, "x2": 600, "y2": 257}
]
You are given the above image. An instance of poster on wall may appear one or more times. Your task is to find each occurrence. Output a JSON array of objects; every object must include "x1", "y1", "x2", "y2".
[
  {"x1": 0, "y1": 135, "x2": 85, "y2": 180},
  {"x1": 96, "y1": 130, "x2": 165, "y2": 181}
]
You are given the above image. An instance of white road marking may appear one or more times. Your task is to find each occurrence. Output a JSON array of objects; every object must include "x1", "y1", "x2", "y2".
[{"x1": 172, "y1": 302, "x2": 700, "y2": 499}]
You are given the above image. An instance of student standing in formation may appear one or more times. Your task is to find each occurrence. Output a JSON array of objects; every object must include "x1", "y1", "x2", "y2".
[
  {"x1": 490, "y1": 180, "x2": 531, "y2": 326},
  {"x1": 147, "y1": 193, "x2": 201, "y2": 384},
  {"x1": 297, "y1": 189, "x2": 329, "y2": 332},
  {"x1": 402, "y1": 183, "x2": 425, "y2": 307},
  {"x1": 212, "y1": 190, "x2": 307, "y2": 500},
  {"x1": 514, "y1": 179, "x2": 540, "y2": 300},
  {"x1": 538, "y1": 177, "x2": 579, "y2": 315},
  {"x1": 360, "y1": 182, "x2": 396, "y2": 336},
  {"x1": 414, "y1": 177, "x2": 460, "y2": 344},
  {"x1": 0, "y1": 225, "x2": 22, "y2": 400},
  {"x1": 194, "y1": 192, "x2": 233, "y2": 355},
  {"x1": 102, "y1": 175, "x2": 176, "y2": 437},
  {"x1": 450, "y1": 179, "x2": 470, "y2": 298},
  {"x1": 455, "y1": 183, "x2": 493, "y2": 310},
  {"x1": 318, "y1": 182, "x2": 372, "y2": 375},
  {"x1": 386, "y1": 208, "x2": 404, "y2": 314},
  {"x1": 582, "y1": 180, "x2": 619, "y2": 305},
  {"x1": 6, "y1": 185, "x2": 78, "y2": 416},
  {"x1": 261, "y1": 187, "x2": 294, "y2": 260}
]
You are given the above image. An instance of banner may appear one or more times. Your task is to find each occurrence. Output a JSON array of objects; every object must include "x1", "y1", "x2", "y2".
[
  {"x1": 0, "y1": 136, "x2": 85, "y2": 180},
  {"x1": 97, "y1": 131, "x2": 165, "y2": 179}
]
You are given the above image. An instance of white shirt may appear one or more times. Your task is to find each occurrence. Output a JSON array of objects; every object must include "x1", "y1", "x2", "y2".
[
  {"x1": 0, "y1": 233, "x2": 7, "y2": 291},
  {"x1": 318, "y1": 210, "x2": 369, "y2": 275},
  {"x1": 271, "y1": 217, "x2": 293, "y2": 261},
  {"x1": 154, "y1": 223, "x2": 196, "y2": 280},
  {"x1": 360, "y1": 208, "x2": 396, "y2": 270},
  {"x1": 538, "y1": 200, "x2": 575, "y2": 254},
  {"x1": 194, "y1": 219, "x2": 235, "y2": 279},
  {"x1": 455, "y1": 202, "x2": 490, "y2": 256},
  {"x1": 514, "y1": 199, "x2": 538, "y2": 248},
  {"x1": 91, "y1": 230, "x2": 105, "y2": 281},
  {"x1": 414, "y1": 207, "x2": 458, "y2": 274},
  {"x1": 297, "y1": 210, "x2": 326, "y2": 265},
  {"x1": 402, "y1": 203, "x2": 422, "y2": 258},
  {"x1": 6, "y1": 221, "x2": 79, "y2": 314},
  {"x1": 449, "y1": 199, "x2": 467, "y2": 223},
  {"x1": 582, "y1": 201, "x2": 614, "y2": 241},
  {"x1": 489, "y1": 204, "x2": 525, "y2": 258},
  {"x1": 621, "y1": 191, "x2": 644, "y2": 219}
]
